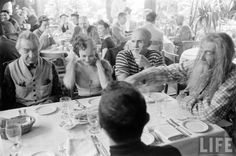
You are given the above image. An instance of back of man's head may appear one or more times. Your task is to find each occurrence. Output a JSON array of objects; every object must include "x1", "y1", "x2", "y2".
[
  {"x1": 146, "y1": 11, "x2": 156, "y2": 23},
  {"x1": 99, "y1": 81, "x2": 149, "y2": 143}
]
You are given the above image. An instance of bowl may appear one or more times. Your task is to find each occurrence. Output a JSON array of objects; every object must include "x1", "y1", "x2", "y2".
[{"x1": 0, "y1": 115, "x2": 36, "y2": 140}]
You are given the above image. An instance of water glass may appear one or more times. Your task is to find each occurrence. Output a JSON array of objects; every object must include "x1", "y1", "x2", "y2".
[
  {"x1": 87, "y1": 106, "x2": 99, "y2": 134},
  {"x1": 5, "y1": 119, "x2": 22, "y2": 152}
]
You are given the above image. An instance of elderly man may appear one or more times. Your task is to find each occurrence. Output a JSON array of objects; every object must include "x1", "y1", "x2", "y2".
[
  {"x1": 99, "y1": 81, "x2": 181, "y2": 156},
  {"x1": 112, "y1": 12, "x2": 130, "y2": 46},
  {"x1": 142, "y1": 11, "x2": 163, "y2": 52},
  {"x1": 2, "y1": 31, "x2": 61, "y2": 110},
  {"x1": 115, "y1": 28, "x2": 164, "y2": 81},
  {"x1": 33, "y1": 15, "x2": 55, "y2": 50},
  {"x1": 126, "y1": 33, "x2": 236, "y2": 130}
]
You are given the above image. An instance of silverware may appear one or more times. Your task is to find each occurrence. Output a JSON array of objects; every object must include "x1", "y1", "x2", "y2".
[
  {"x1": 93, "y1": 135, "x2": 109, "y2": 156},
  {"x1": 148, "y1": 128, "x2": 164, "y2": 144},
  {"x1": 166, "y1": 119, "x2": 188, "y2": 137},
  {"x1": 75, "y1": 99, "x2": 86, "y2": 109},
  {"x1": 24, "y1": 109, "x2": 27, "y2": 115},
  {"x1": 18, "y1": 110, "x2": 22, "y2": 116},
  {"x1": 169, "y1": 118, "x2": 192, "y2": 136},
  {"x1": 91, "y1": 135, "x2": 101, "y2": 155}
]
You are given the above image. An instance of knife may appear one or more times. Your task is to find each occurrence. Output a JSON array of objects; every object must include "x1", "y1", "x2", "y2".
[
  {"x1": 93, "y1": 135, "x2": 109, "y2": 156},
  {"x1": 166, "y1": 119, "x2": 188, "y2": 137},
  {"x1": 91, "y1": 135, "x2": 101, "y2": 155},
  {"x1": 169, "y1": 118, "x2": 192, "y2": 136}
]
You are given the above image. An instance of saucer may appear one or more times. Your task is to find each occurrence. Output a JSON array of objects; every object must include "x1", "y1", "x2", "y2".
[{"x1": 35, "y1": 106, "x2": 57, "y2": 115}]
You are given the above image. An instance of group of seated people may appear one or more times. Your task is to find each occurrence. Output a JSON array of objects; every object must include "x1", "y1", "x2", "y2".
[{"x1": 0, "y1": 6, "x2": 236, "y2": 149}]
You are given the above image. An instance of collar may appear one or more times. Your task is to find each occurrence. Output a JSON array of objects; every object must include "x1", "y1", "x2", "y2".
[{"x1": 103, "y1": 34, "x2": 111, "y2": 40}]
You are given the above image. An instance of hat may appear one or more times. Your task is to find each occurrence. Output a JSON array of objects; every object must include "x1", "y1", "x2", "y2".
[
  {"x1": 60, "y1": 13, "x2": 68, "y2": 18},
  {"x1": 71, "y1": 12, "x2": 79, "y2": 17},
  {"x1": 38, "y1": 15, "x2": 49, "y2": 23}
]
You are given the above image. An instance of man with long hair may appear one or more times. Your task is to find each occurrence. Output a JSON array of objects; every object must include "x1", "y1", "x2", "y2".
[{"x1": 126, "y1": 33, "x2": 236, "y2": 131}]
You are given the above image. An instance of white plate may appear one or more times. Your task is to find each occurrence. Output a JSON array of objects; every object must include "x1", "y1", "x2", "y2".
[
  {"x1": 32, "y1": 151, "x2": 55, "y2": 156},
  {"x1": 35, "y1": 106, "x2": 57, "y2": 115},
  {"x1": 88, "y1": 97, "x2": 101, "y2": 105},
  {"x1": 182, "y1": 120, "x2": 209, "y2": 133},
  {"x1": 141, "y1": 133, "x2": 155, "y2": 145}
]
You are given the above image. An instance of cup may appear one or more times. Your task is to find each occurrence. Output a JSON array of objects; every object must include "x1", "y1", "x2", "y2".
[{"x1": 86, "y1": 106, "x2": 99, "y2": 134}]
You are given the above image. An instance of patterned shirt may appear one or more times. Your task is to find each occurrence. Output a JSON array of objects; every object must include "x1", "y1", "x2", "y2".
[
  {"x1": 115, "y1": 49, "x2": 164, "y2": 78},
  {"x1": 126, "y1": 60, "x2": 236, "y2": 124}
]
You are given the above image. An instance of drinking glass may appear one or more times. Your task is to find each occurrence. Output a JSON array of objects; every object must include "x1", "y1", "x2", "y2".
[
  {"x1": 60, "y1": 97, "x2": 73, "y2": 124},
  {"x1": 5, "y1": 119, "x2": 22, "y2": 152},
  {"x1": 87, "y1": 106, "x2": 99, "y2": 134}
]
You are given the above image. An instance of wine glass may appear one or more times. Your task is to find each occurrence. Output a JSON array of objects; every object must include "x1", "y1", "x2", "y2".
[
  {"x1": 5, "y1": 119, "x2": 22, "y2": 153},
  {"x1": 87, "y1": 106, "x2": 99, "y2": 134}
]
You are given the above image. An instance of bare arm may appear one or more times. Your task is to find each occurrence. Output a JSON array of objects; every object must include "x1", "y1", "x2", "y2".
[
  {"x1": 125, "y1": 61, "x2": 193, "y2": 87},
  {"x1": 96, "y1": 59, "x2": 113, "y2": 89},
  {"x1": 63, "y1": 58, "x2": 76, "y2": 89}
]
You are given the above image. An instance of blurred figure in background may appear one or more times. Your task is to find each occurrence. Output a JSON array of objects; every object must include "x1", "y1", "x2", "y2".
[
  {"x1": 112, "y1": 12, "x2": 130, "y2": 46},
  {"x1": 142, "y1": 11, "x2": 163, "y2": 52},
  {"x1": 0, "y1": 22, "x2": 20, "y2": 109},
  {"x1": 87, "y1": 25, "x2": 101, "y2": 45},
  {"x1": 0, "y1": 9, "x2": 21, "y2": 32},
  {"x1": 97, "y1": 20, "x2": 115, "y2": 59},
  {"x1": 59, "y1": 13, "x2": 73, "y2": 33},
  {"x1": 79, "y1": 16, "x2": 90, "y2": 34},
  {"x1": 111, "y1": 0, "x2": 126, "y2": 22},
  {"x1": 33, "y1": 15, "x2": 55, "y2": 50}
]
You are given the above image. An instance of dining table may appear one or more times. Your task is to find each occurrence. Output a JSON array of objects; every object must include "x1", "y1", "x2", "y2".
[{"x1": 0, "y1": 93, "x2": 235, "y2": 156}]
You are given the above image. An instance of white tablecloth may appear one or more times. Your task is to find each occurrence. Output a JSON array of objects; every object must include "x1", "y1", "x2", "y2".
[{"x1": 0, "y1": 93, "x2": 234, "y2": 156}]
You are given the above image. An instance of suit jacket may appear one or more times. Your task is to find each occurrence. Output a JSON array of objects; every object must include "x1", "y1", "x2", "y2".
[{"x1": 110, "y1": 140, "x2": 181, "y2": 156}]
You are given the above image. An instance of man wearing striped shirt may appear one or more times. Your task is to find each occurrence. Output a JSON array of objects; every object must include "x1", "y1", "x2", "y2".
[{"x1": 115, "y1": 28, "x2": 164, "y2": 81}]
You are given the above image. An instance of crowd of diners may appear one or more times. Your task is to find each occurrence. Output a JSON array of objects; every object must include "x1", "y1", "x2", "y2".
[{"x1": 0, "y1": 1, "x2": 236, "y2": 154}]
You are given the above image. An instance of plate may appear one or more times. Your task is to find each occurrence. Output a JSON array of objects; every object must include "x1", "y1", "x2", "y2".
[
  {"x1": 88, "y1": 97, "x2": 101, "y2": 105},
  {"x1": 32, "y1": 151, "x2": 55, "y2": 156},
  {"x1": 35, "y1": 106, "x2": 57, "y2": 115},
  {"x1": 182, "y1": 120, "x2": 209, "y2": 133},
  {"x1": 141, "y1": 133, "x2": 155, "y2": 145}
]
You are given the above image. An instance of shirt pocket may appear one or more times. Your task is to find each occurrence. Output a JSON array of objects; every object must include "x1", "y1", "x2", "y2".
[
  {"x1": 15, "y1": 83, "x2": 30, "y2": 99},
  {"x1": 38, "y1": 82, "x2": 52, "y2": 99}
]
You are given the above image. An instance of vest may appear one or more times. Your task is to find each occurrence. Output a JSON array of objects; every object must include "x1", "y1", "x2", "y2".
[{"x1": 9, "y1": 57, "x2": 53, "y2": 106}]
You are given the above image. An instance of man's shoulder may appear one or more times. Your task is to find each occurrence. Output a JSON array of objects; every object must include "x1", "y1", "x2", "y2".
[
  {"x1": 117, "y1": 50, "x2": 132, "y2": 58},
  {"x1": 146, "y1": 145, "x2": 181, "y2": 156},
  {"x1": 146, "y1": 49, "x2": 162, "y2": 57}
]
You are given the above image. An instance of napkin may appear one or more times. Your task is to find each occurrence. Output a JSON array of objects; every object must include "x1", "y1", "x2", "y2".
[
  {"x1": 154, "y1": 124, "x2": 185, "y2": 141},
  {"x1": 65, "y1": 138, "x2": 97, "y2": 156}
]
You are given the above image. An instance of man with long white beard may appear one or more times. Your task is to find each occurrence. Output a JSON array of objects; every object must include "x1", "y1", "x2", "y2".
[{"x1": 126, "y1": 33, "x2": 236, "y2": 132}]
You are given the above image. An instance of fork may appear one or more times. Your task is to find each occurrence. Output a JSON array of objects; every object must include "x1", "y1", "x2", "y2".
[
  {"x1": 148, "y1": 127, "x2": 164, "y2": 144},
  {"x1": 75, "y1": 99, "x2": 86, "y2": 109}
]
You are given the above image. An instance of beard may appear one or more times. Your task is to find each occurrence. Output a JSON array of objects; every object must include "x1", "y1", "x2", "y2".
[{"x1": 187, "y1": 60, "x2": 211, "y2": 95}]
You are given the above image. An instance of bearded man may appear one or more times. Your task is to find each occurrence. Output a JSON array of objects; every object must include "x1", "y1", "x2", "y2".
[{"x1": 126, "y1": 33, "x2": 236, "y2": 128}]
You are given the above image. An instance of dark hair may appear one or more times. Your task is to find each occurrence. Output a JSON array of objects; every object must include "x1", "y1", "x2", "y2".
[
  {"x1": 99, "y1": 81, "x2": 149, "y2": 143},
  {"x1": 146, "y1": 11, "x2": 157, "y2": 22},
  {"x1": 97, "y1": 20, "x2": 109, "y2": 29},
  {"x1": 71, "y1": 13, "x2": 79, "y2": 17},
  {"x1": 60, "y1": 14, "x2": 68, "y2": 18},
  {"x1": 38, "y1": 15, "x2": 49, "y2": 27},
  {"x1": 0, "y1": 10, "x2": 9, "y2": 14},
  {"x1": 71, "y1": 34, "x2": 95, "y2": 56},
  {"x1": 118, "y1": 12, "x2": 126, "y2": 18}
]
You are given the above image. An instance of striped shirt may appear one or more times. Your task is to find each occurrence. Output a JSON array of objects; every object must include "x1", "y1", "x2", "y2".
[{"x1": 115, "y1": 49, "x2": 164, "y2": 78}]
